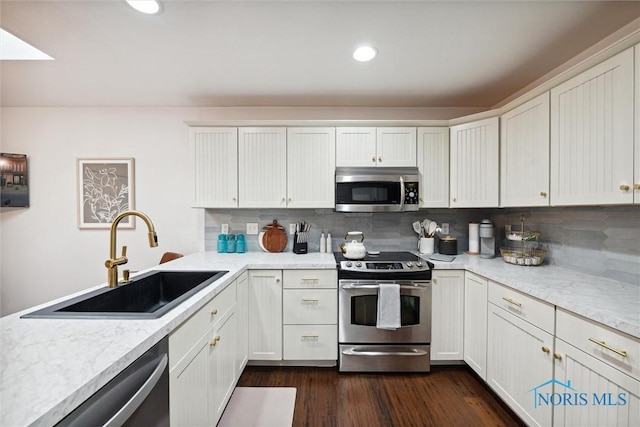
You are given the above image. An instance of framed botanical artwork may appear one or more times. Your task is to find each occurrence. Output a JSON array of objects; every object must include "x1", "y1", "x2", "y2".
[{"x1": 77, "y1": 158, "x2": 135, "y2": 229}]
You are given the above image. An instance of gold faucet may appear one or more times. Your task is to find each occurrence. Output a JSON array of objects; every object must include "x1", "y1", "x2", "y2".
[{"x1": 105, "y1": 210, "x2": 158, "y2": 287}]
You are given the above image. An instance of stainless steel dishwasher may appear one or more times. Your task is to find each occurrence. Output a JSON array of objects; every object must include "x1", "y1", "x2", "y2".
[{"x1": 56, "y1": 337, "x2": 169, "y2": 427}]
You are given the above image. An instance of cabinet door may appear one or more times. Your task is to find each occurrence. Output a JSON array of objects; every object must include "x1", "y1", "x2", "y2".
[
  {"x1": 336, "y1": 127, "x2": 377, "y2": 167},
  {"x1": 287, "y1": 127, "x2": 336, "y2": 208},
  {"x1": 635, "y1": 44, "x2": 640, "y2": 204},
  {"x1": 417, "y1": 127, "x2": 449, "y2": 208},
  {"x1": 553, "y1": 339, "x2": 640, "y2": 427},
  {"x1": 500, "y1": 93, "x2": 550, "y2": 207},
  {"x1": 487, "y1": 303, "x2": 554, "y2": 426},
  {"x1": 450, "y1": 117, "x2": 499, "y2": 207},
  {"x1": 169, "y1": 330, "x2": 212, "y2": 427},
  {"x1": 191, "y1": 127, "x2": 238, "y2": 208},
  {"x1": 463, "y1": 272, "x2": 488, "y2": 379},
  {"x1": 376, "y1": 127, "x2": 417, "y2": 167},
  {"x1": 238, "y1": 127, "x2": 287, "y2": 208},
  {"x1": 248, "y1": 270, "x2": 283, "y2": 360},
  {"x1": 431, "y1": 270, "x2": 464, "y2": 361},
  {"x1": 550, "y1": 47, "x2": 634, "y2": 205},
  {"x1": 211, "y1": 308, "x2": 238, "y2": 426},
  {"x1": 236, "y1": 272, "x2": 249, "y2": 376}
]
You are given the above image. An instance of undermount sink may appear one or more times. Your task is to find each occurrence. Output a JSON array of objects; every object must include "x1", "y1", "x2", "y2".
[{"x1": 22, "y1": 270, "x2": 228, "y2": 319}]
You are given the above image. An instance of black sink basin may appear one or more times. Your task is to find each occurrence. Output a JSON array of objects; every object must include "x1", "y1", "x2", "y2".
[{"x1": 22, "y1": 270, "x2": 228, "y2": 319}]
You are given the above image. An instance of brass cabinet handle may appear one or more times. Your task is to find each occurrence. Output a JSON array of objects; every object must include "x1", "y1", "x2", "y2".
[
  {"x1": 301, "y1": 278, "x2": 319, "y2": 284},
  {"x1": 419, "y1": 197, "x2": 424, "y2": 202},
  {"x1": 588, "y1": 338, "x2": 628, "y2": 357},
  {"x1": 634, "y1": 184, "x2": 640, "y2": 190},
  {"x1": 210, "y1": 336, "x2": 221, "y2": 346},
  {"x1": 554, "y1": 353, "x2": 563, "y2": 360},
  {"x1": 502, "y1": 297, "x2": 522, "y2": 308},
  {"x1": 301, "y1": 298, "x2": 319, "y2": 302},
  {"x1": 433, "y1": 278, "x2": 438, "y2": 284},
  {"x1": 211, "y1": 309, "x2": 218, "y2": 315},
  {"x1": 541, "y1": 346, "x2": 550, "y2": 353},
  {"x1": 540, "y1": 192, "x2": 547, "y2": 197},
  {"x1": 619, "y1": 184, "x2": 630, "y2": 191}
]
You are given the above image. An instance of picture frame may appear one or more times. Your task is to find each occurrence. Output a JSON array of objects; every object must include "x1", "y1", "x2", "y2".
[
  {"x1": 1, "y1": 153, "x2": 29, "y2": 208},
  {"x1": 77, "y1": 158, "x2": 135, "y2": 229}
]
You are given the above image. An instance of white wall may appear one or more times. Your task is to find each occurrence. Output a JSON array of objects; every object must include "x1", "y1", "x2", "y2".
[
  {"x1": 0, "y1": 108, "x2": 205, "y2": 316},
  {"x1": 1, "y1": 105, "x2": 480, "y2": 316}
]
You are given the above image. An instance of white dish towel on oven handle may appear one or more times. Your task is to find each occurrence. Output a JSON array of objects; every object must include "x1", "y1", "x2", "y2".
[{"x1": 376, "y1": 283, "x2": 401, "y2": 330}]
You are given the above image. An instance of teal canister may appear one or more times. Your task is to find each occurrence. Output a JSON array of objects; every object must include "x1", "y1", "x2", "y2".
[
  {"x1": 217, "y1": 234, "x2": 227, "y2": 253},
  {"x1": 226, "y1": 234, "x2": 236, "y2": 253},
  {"x1": 236, "y1": 234, "x2": 246, "y2": 253}
]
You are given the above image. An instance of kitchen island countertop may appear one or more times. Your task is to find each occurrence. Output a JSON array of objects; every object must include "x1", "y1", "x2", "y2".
[{"x1": 1, "y1": 250, "x2": 638, "y2": 427}]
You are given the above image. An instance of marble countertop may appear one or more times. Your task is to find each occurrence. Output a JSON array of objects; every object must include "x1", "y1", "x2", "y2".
[{"x1": 0, "y1": 251, "x2": 638, "y2": 426}]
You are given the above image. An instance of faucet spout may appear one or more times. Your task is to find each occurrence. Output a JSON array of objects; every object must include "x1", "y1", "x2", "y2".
[{"x1": 105, "y1": 210, "x2": 158, "y2": 287}]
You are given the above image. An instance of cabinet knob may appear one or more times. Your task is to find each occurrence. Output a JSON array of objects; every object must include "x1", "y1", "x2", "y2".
[
  {"x1": 276, "y1": 278, "x2": 280, "y2": 283},
  {"x1": 288, "y1": 197, "x2": 292, "y2": 202},
  {"x1": 372, "y1": 157, "x2": 376, "y2": 162},
  {"x1": 553, "y1": 353, "x2": 562, "y2": 360},
  {"x1": 378, "y1": 156, "x2": 382, "y2": 162},
  {"x1": 232, "y1": 197, "x2": 237, "y2": 201},
  {"x1": 433, "y1": 278, "x2": 438, "y2": 284},
  {"x1": 282, "y1": 197, "x2": 286, "y2": 202},
  {"x1": 540, "y1": 192, "x2": 547, "y2": 197},
  {"x1": 211, "y1": 309, "x2": 218, "y2": 315},
  {"x1": 541, "y1": 346, "x2": 550, "y2": 353},
  {"x1": 419, "y1": 197, "x2": 424, "y2": 202},
  {"x1": 452, "y1": 198, "x2": 457, "y2": 202},
  {"x1": 634, "y1": 184, "x2": 640, "y2": 190},
  {"x1": 619, "y1": 184, "x2": 630, "y2": 191}
]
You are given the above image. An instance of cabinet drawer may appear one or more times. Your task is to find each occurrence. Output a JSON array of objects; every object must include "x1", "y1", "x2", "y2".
[
  {"x1": 488, "y1": 281, "x2": 554, "y2": 334},
  {"x1": 556, "y1": 308, "x2": 639, "y2": 381},
  {"x1": 283, "y1": 289, "x2": 337, "y2": 325},
  {"x1": 283, "y1": 325, "x2": 337, "y2": 360},
  {"x1": 283, "y1": 269, "x2": 337, "y2": 289},
  {"x1": 170, "y1": 281, "x2": 236, "y2": 368}
]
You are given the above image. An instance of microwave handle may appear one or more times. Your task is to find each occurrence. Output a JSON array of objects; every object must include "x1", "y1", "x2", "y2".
[{"x1": 399, "y1": 176, "x2": 405, "y2": 210}]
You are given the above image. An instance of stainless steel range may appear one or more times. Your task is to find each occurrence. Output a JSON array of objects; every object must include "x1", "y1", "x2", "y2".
[{"x1": 335, "y1": 251, "x2": 433, "y2": 372}]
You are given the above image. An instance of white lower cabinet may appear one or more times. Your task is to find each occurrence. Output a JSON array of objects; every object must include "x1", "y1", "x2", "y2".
[
  {"x1": 169, "y1": 280, "x2": 238, "y2": 427},
  {"x1": 248, "y1": 270, "x2": 283, "y2": 360},
  {"x1": 235, "y1": 272, "x2": 249, "y2": 377},
  {"x1": 283, "y1": 269, "x2": 338, "y2": 361},
  {"x1": 431, "y1": 270, "x2": 464, "y2": 361},
  {"x1": 553, "y1": 308, "x2": 640, "y2": 427},
  {"x1": 463, "y1": 272, "x2": 488, "y2": 379},
  {"x1": 486, "y1": 302, "x2": 554, "y2": 426}
]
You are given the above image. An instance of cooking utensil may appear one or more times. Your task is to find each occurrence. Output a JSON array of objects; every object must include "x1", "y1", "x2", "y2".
[
  {"x1": 262, "y1": 220, "x2": 287, "y2": 252},
  {"x1": 412, "y1": 221, "x2": 422, "y2": 237},
  {"x1": 428, "y1": 221, "x2": 437, "y2": 237},
  {"x1": 422, "y1": 219, "x2": 431, "y2": 237}
]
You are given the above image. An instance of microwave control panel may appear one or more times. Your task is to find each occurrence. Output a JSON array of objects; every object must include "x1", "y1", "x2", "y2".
[{"x1": 405, "y1": 182, "x2": 419, "y2": 205}]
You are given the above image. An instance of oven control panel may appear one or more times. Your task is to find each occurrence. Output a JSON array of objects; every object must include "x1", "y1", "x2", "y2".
[{"x1": 340, "y1": 260, "x2": 429, "y2": 272}]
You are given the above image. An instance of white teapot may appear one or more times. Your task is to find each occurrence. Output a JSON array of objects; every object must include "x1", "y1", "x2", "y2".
[{"x1": 339, "y1": 231, "x2": 366, "y2": 260}]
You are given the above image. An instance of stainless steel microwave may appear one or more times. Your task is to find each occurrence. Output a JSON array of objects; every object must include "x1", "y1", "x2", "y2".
[{"x1": 335, "y1": 167, "x2": 420, "y2": 212}]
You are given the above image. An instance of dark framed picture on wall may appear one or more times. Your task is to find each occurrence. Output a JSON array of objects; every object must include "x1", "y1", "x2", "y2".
[
  {"x1": 77, "y1": 158, "x2": 135, "y2": 229},
  {"x1": 1, "y1": 153, "x2": 29, "y2": 208}
]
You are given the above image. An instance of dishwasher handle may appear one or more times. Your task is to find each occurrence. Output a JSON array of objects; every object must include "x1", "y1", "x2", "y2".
[{"x1": 105, "y1": 354, "x2": 168, "y2": 427}]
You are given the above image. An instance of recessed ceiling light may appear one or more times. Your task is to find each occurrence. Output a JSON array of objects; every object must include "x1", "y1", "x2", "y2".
[
  {"x1": 126, "y1": 0, "x2": 161, "y2": 14},
  {"x1": 353, "y1": 46, "x2": 377, "y2": 62},
  {"x1": 0, "y1": 28, "x2": 54, "y2": 60}
]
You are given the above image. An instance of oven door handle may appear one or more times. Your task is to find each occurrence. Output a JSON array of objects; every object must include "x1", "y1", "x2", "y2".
[
  {"x1": 342, "y1": 348, "x2": 428, "y2": 357},
  {"x1": 342, "y1": 283, "x2": 429, "y2": 290}
]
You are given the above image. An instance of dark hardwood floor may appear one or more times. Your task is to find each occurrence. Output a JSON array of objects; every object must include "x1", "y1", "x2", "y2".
[{"x1": 237, "y1": 365, "x2": 526, "y2": 427}]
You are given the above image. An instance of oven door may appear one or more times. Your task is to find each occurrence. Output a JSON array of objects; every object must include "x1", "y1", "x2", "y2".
[{"x1": 338, "y1": 280, "x2": 431, "y2": 344}]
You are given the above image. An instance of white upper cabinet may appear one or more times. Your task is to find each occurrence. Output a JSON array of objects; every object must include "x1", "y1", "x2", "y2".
[
  {"x1": 375, "y1": 127, "x2": 417, "y2": 167},
  {"x1": 417, "y1": 127, "x2": 449, "y2": 208},
  {"x1": 500, "y1": 93, "x2": 550, "y2": 207},
  {"x1": 336, "y1": 127, "x2": 417, "y2": 167},
  {"x1": 238, "y1": 127, "x2": 287, "y2": 208},
  {"x1": 191, "y1": 127, "x2": 238, "y2": 208},
  {"x1": 286, "y1": 127, "x2": 336, "y2": 208},
  {"x1": 450, "y1": 117, "x2": 499, "y2": 208},
  {"x1": 635, "y1": 44, "x2": 640, "y2": 204},
  {"x1": 550, "y1": 47, "x2": 635, "y2": 206}
]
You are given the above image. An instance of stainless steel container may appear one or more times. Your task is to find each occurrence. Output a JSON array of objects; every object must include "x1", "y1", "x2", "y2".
[{"x1": 438, "y1": 236, "x2": 458, "y2": 255}]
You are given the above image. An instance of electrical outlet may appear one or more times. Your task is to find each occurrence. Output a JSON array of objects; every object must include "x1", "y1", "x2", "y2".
[
  {"x1": 246, "y1": 223, "x2": 259, "y2": 235},
  {"x1": 221, "y1": 224, "x2": 229, "y2": 234},
  {"x1": 289, "y1": 223, "x2": 296, "y2": 235},
  {"x1": 441, "y1": 223, "x2": 450, "y2": 234}
]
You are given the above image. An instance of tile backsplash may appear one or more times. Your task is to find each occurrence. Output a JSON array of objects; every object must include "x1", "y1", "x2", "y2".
[{"x1": 204, "y1": 205, "x2": 640, "y2": 285}]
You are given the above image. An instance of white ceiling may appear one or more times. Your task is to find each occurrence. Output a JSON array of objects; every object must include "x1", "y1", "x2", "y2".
[{"x1": 1, "y1": 0, "x2": 639, "y2": 108}]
